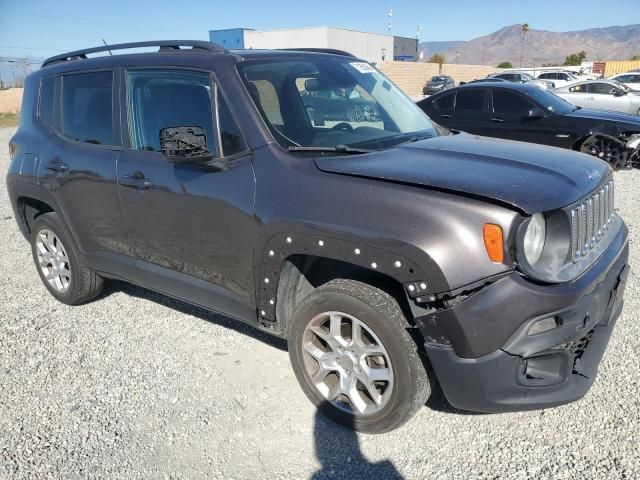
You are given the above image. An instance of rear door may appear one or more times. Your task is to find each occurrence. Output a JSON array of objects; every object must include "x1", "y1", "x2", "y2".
[
  {"x1": 451, "y1": 88, "x2": 491, "y2": 135},
  {"x1": 116, "y1": 67, "x2": 256, "y2": 320},
  {"x1": 36, "y1": 70, "x2": 125, "y2": 255}
]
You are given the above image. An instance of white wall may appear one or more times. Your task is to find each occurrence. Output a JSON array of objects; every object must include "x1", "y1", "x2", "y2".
[{"x1": 243, "y1": 27, "x2": 396, "y2": 64}]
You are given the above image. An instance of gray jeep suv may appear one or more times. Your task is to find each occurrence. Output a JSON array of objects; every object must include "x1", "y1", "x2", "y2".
[{"x1": 6, "y1": 41, "x2": 629, "y2": 433}]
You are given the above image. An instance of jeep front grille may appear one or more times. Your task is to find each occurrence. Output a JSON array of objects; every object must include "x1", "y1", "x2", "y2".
[{"x1": 570, "y1": 180, "x2": 615, "y2": 262}]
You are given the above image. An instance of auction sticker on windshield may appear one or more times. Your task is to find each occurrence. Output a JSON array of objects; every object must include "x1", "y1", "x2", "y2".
[{"x1": 350, "y1": 62, "x2": 376, "y2": 74}]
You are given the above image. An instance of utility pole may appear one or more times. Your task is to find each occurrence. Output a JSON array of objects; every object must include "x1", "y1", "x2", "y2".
[
  {"x1": 415, "y1": 25, "x2": 422, "y2": 61},
  {"x1": 387, "y1": 9, "x2": 393, "y2": 35},
  {"x1": 456, "y1": 51, "x2": 460, "y2": 64}
]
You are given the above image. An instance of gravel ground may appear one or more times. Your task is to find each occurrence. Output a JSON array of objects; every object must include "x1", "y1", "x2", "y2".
[{"x1": 1, "y1": 125, "x2": 639, "y2": 479}]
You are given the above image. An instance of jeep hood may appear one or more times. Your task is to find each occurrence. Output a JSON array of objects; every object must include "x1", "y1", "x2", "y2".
[{"x1": 314, "y1": 133, "x2": 609, "y2": 214}]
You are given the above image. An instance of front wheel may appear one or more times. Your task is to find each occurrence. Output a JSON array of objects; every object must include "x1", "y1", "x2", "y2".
[{"x1": 288, "y1": 279, "x2": 430, "y2": 433}]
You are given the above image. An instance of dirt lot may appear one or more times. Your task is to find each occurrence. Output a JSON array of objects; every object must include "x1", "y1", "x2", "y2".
[
  {"x1": 0, "y1": 88, "x2": 23, "y2": 113},
  {"x1": 1, "y1": 125, "x2": 639, "y2": 479}
]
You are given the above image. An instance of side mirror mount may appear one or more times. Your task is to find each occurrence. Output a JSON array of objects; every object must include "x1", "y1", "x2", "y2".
[
  {"x1": 526, "y1": 108, "x2": 546, "y2": 120},
  {"x1": 612, "y1": 89, "x2": 626, "y2": 97},
  {"x1": 159, "y1": 126, "x2": 213, "y2": 164}
]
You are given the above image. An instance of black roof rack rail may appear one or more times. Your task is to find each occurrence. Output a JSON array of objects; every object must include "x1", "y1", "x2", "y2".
[
  {"x1": 42, "y1": 40, "x2": 228, "y2": 67},
  {"x1": 279, "y1": 48, "x2": 356, "y2": 58}
]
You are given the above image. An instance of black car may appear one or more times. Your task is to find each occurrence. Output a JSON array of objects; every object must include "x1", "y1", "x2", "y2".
[
  {"x1": 417, "y1": 82, "x2": 640, "y2": 169},
  {"x1": 7, "y1": 41, "x2": 629, "y2": 433},
  {"x1": 423, "y1": 75, "x2": 455, "y2": 95}
]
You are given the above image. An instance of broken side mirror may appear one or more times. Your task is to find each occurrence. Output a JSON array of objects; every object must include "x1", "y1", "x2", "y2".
[
  {"x1": 159, "y1": 126, "x2": 213, "y2": 164},
  {"x1": 526, "y1": 108, "x2": 545, "y2": 120}
]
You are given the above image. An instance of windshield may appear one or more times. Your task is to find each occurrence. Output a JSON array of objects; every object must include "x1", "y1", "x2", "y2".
[
  {"x1": 238, "y1": 56, "x2": 437, "y2": 151},
  {"x1": 430, "y1": 76, "x2": 447, "y2": 82},
  {"x1": 526, "y1": 87, "x2": 575, "y2": 114}
]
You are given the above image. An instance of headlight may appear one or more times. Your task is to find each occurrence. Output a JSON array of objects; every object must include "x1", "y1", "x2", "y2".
[{"x1": 523, "y1": 213, "x2": 546, "y2": 265}]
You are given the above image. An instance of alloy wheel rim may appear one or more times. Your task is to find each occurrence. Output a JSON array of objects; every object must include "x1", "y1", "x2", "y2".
[
  {"x1": 301, "y1": 311, "x2": 394, "y2": 416},
  {"x1": 583, "y1": 138, "x2": 622, "y2": 166},
  {"x1": 36, "y1": 229, "x2": 71, "y2": 293}
]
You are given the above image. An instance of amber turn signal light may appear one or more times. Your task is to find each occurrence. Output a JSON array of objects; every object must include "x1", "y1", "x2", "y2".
[{"x1": 483, "y1": 224, "x2": 504, "y2": 263}]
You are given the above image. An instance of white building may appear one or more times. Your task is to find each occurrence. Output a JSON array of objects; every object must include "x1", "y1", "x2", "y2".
[{"x1": 209, "y1": 27, "x2": 417, "y2": 64}]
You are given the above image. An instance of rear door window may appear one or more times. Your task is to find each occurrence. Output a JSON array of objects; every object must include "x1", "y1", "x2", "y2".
[
  {"x1": 455, "y1": 89, "x2": 486, "y2": 112},
  {"x1": 61, "y1": 71, "x2": 115, "y2": 145},
  {"x1": 435, "y1": 91, "x2": 455, "y2": 110}
]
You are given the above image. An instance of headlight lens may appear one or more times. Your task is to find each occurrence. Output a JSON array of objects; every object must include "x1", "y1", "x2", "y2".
[{"x1": 523, "y1": 213, "x2": 546, "y2": 265}]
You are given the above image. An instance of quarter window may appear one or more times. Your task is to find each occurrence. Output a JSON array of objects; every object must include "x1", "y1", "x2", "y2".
[
  {"x1": 61, "y1": 71, "x2": 114, "y2": 145},
  {"x1": 39, "y1": 77, "x2": 57, "y2": 127}
]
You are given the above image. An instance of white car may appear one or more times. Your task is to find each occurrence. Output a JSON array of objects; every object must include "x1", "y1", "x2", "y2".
[
  {"x1": 554, "y1": 80, "x2": 640, "y2": 115},
  {"x1": 537, "y1": 71, "x2": 580, "y2": 88},
  {"x1": 608, "y1": 73, "x2": 640, "y2": 91}
]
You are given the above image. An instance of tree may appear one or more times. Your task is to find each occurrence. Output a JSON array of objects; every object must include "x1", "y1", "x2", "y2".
[
  {"x1": 631, "y1": 55, "x2": 640, "y2": 61},
  {"x1": 563, "y1": 51, "x2": 587, "y2": 66},
  {"x1": 520, "y1": 23, "x2": 529, "y2": 67},
  {"x1": 427, "y1": 53, "x2": 445, "y2": 65},
  {"x1": 497, "y1": 61, "x2": 513, "y2": 68}
]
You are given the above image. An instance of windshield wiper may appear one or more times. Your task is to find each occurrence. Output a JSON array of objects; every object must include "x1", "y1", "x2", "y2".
[{"x1": 287, "y1": 145, "x2": 373, "y2": 154}]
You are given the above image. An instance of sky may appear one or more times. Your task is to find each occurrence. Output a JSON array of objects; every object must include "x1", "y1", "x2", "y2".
[{"x1": 0, "y1": 0, "x2": 638, "y2": 80}]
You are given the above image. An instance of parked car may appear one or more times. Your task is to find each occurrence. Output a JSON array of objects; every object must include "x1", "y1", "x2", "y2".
[
  {"x1": 537, "y1": 71, "x2": 579, "y2": 87},
  {"x1": 423, "y1": 75, "x2": 455, "y2": 95},
  {"x1": 7, "y1": 41, "x2": 630, "y2": 433},
  {"x1": 417, "y1": 82, "x2": 640, "y2": 169},
  {"x1": 607, "y1": 73, "x2": 640, "y2": 91},
  {"x1": 466, "y1": 77, "x2": 509, "y2": 84},
  {"x1": 490, "y1": 72, "x2": 554, "y2": 89},
  {"x1": 554, "y1": 80, "x2": 640, "y2": 115},
  {"x1": 299, "y1": 82, "x2": 381, "y2": 124}
]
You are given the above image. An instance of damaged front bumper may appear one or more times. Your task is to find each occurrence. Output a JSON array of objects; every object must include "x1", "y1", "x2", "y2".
[{"x1": 418, "y1": 225, "x2": 629, "y2": 413}]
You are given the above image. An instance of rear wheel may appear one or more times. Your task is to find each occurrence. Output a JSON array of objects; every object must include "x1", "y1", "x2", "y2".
[
  {"x1": 580, "y1": 135, "x2": 625, "y2": 170},
  {"x1": 288, "y1": 279, "x2": 430, "y2": 433},
  {"x1": 31, "y1": 213, "x2": 104, "y2": 305}
]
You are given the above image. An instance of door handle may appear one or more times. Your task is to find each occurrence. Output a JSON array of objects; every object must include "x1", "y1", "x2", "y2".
[
  {"x1": 120, "y1": 173, "x2": 153, "y2": 190},
  {"x1": 491, "y1": 118, "x2": 504, "y2": 123},
  {"x1": 586, "y1": 97, "x2": 595, "y2": 100},
  {"x1": 440, "y1": 114, "x2": 452, "y2": 119},
  {"x1": 45, "y1": 161, "x2": 69, "y2": 172}
]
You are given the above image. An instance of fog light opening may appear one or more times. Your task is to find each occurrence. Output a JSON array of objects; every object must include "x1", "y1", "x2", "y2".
[{"x1": 528, "y1": 316, "x2": 560, "y2": 336}]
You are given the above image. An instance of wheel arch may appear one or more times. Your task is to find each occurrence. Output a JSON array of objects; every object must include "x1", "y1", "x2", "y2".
[{"x1": 255, "y1": 231, "x2": 447, "y2": 334}]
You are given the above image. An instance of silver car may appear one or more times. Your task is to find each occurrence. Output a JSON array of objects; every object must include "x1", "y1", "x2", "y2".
[{"x1": 554, "y1": 80, "x2": 640, "y2": 115}]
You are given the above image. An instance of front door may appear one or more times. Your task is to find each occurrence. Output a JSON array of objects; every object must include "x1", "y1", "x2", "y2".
[
  {"x1": 116, "y1": 68, "x2": 256, "y2": 320},
  {"x1": 587, "y1": 83, "x2": 631, "y2": 113},
  {"x1": 489, "y1": 89, "x2": 567, "y2": 147}
]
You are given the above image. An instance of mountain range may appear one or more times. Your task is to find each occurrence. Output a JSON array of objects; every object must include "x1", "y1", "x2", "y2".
[{"x1": 419, "y1": 24, "x2": 640, "y2": 67}]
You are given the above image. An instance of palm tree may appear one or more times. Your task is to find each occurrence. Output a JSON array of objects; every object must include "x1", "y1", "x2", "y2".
[{"x1": 520, "y1": 23, "x2": 529, "y2": 68}]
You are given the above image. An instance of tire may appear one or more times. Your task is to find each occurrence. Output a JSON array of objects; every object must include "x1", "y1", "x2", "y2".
[
  {"x1": 30, "y1": 212, "x2": 104, "y2": 305},
  {"x1": 288, "y1": 279, "x2": 430, "y2": 433}
]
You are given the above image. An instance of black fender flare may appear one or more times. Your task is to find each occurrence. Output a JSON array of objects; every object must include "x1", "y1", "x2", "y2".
[{"x1": 254, "y1": 230, "x2": 448, "y2": 324}]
